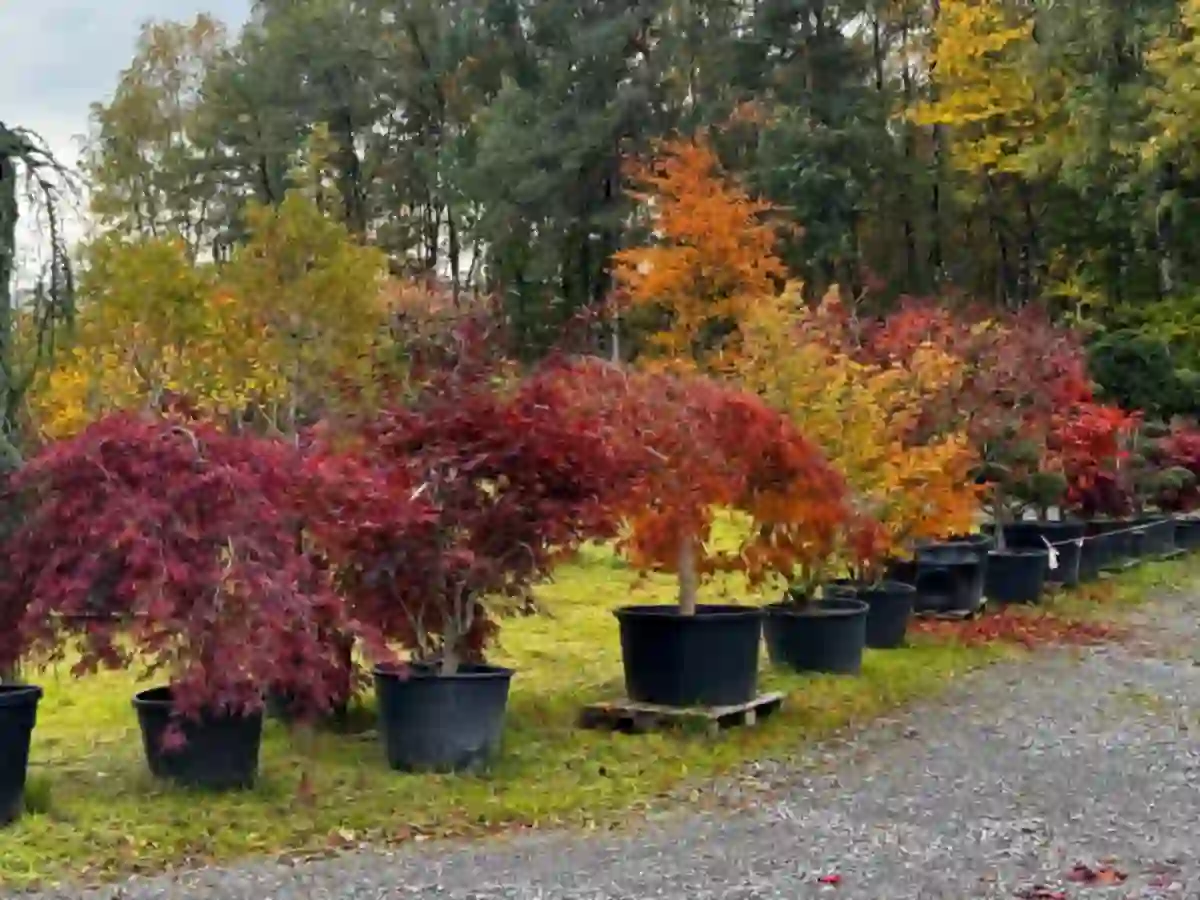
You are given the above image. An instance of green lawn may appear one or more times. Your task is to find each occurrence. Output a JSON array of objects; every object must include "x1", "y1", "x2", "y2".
[{"x1": 1, "y1": 545, "x2": 1188, "y2": 890}]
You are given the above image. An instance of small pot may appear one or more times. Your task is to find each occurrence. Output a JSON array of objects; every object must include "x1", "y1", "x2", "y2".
[
  {"x1": 0, "y1": 685, "x2": 41, "y2": 826},
  {"x1": 1135, "y1": 515, "x2": 1177, "y2": 559},
  {"x1": 914, "y1": 542, "x2": 987, "y2": 615},
  {"x1": 1002, "y1": 520, "x2": 1085, "y2": 587},
  {"x1": 860, "y1": 581, "x2": 916, "y2": 649},
  {"x1": 615, "y1": 605, "x2": 763, "y2": 707},
  {"x1": 764, "y1": 597, "x2": 869, "y2": 675},
  {"x1": 133, "y1": 687, "x2": 263, "y2": 791},
  {"x1": 374, "y1": 663, "x2": 513, "y2": 773},
  {"x1": 985, "y1": 548, "x2": 1050, "y2": 605}
]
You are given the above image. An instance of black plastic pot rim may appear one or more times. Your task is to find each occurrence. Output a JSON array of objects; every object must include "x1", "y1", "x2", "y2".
[
  {"x1": 131, "y1": 686, "x2": 262, "y2": 719},
  {"x1": 767, "y1": 598, "x2": 869, "y2": 619},
  {"x1": 373, "y1": 663, "x2": 515, "y2": 682},
  {"x1": 989, "y1": 548, "x2": 1050, "y2": 560},
  {"x1": 0, "y1": 684, "x2": 42, "y2": 708},
  {"x1": 613, "y1": 604, "x2": 764, "y2": 621}
]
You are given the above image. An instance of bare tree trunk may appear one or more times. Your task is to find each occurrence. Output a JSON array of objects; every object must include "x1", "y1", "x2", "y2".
[{"x1": 677, "y1": 534, "x2": 698, "y2": 616}]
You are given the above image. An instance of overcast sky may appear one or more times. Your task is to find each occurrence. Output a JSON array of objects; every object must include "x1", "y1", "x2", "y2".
[{"x1": 2, "y1": 1, "x2": 251, "y2": 272}]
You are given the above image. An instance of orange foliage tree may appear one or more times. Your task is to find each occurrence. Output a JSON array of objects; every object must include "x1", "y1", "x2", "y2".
[
  {"x1": 739, "y1": 287, "x2": 981, "y2": 583},
  {"x1": 547, "y1": 358, "x2": 850, "y2": 613},
  {"x1": 613, "y1": 137, "x2": 786, "y2": 374}
]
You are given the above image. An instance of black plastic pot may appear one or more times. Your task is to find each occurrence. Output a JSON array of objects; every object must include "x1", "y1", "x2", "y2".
[
  {"x1": 1176, "y1": 517, "x2": 1200, "y2": 553},
  {"x1": 1135, "y1": 515, "x2": 1177, "y2": 559},
  {"x1": 985, "y1": 548, "x2": 1050, "y2": 604},
  {"x1": 764, "y1": 598, "x2": 869, "y2": 675},
  {"x1": 615, "y1": 605, "x2": 763, "y2": 707},
  {"x1": 1001, "y1": 520, "x2": 1085, "y2": 587},
  {"x1": 373, "y1": 663, "x2": 513, "y2": 773},
  {"x1": 824, "y1": 579, "x2": 862, "y2": 598},
  {"x1": 883, "y1": 557, "x2": 918, "y2": 587},
  {"x1": 1079, "y1": 521, "x2": 1116, "y2": 580},
  {"x1": 913, "y1": 541, "x2": 987, "y2": 615},
  {"x1": 0, "y1": 685, "x2": 41, "y2": 826},
  {"x1": 133, "y1": 687, "x2": 263, "y2": 790},
  {"x1": 1099, "y1": 518, "x2": 1139, "y2": 569},
  {"x1": 860, "y1": 581, "x2": 916, "y2": 649}
]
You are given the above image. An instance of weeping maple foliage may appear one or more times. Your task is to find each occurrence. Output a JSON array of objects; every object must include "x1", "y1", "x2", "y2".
[
  {"x1": 545, "y1": 357, "x2": 851, "y2": 609},
  {"x1": 613, "y1": 136, "x2": 786, "y2": 373},
  {"x1": 311, "y1": 347, "x2": 636, "y2": 673},
  {"x1": 0, "y1": 413, "x2": 401, "y2": 722}
]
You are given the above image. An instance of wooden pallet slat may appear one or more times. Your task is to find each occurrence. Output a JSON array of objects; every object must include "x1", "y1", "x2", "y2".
[{"x1": 579, "y1": 691, "x2": 784, "y2": 737}]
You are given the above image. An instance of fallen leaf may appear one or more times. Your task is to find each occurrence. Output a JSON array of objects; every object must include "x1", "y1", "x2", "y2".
[
  {"x1": 817, "y1": 874, "x2": 842, "y2": 885},
  {"x1": 1066, "y1": 863, "x2": 1126, "y2": 885}
]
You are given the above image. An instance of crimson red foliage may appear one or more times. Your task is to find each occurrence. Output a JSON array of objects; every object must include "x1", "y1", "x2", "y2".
[
  {"x1": 911, "y1": 609, "x2": 1123, "y2": 649},
  {"x1": 0, "y1": 413, "x2": 402, "y2": 722},
  {"x1": 314, "y1": 354, "x2": 635, "y2": 670},
  {"x1": 1050, "y1": 402, "x2": 1140, "y2": 519},
  {"x1": 538, "y1": 358, "x2": 851, "y2": 588}
]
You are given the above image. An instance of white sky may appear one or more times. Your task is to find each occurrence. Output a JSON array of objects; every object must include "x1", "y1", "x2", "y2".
[{"x1": 1, "y1": 0, "x2": 252, "y2": 277}]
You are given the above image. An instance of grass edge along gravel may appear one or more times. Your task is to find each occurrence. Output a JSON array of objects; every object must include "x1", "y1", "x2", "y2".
[{"x1": 1, "y1": 547, "x2": 1194, "y2": 892}]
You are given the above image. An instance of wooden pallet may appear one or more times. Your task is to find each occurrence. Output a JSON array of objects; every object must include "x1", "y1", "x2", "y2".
[{"x1": 578, "y1": 692, "x2": 784, "y2": 737}]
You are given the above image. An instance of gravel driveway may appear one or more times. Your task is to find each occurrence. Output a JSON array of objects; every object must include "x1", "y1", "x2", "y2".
[{"x1": 15, "y1": 593, "x2": 1200, "y2": 900}]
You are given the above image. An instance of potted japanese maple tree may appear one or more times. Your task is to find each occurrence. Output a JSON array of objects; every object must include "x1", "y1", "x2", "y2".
[
  {"x1": 603, "y1": 368, "x2": 849, "y2": 706},
  {"x1": 0, "y1": 414, "x2": 393, "y2": 791},
  {"x1": 1150, "y1": 426, "x2": 1200, "y2": 552},
  {"x1": 318, "y1": 355, "x2": 634, "y2": 771}
]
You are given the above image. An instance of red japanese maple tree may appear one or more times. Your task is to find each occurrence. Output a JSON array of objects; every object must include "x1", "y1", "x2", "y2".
[
  {"x1": 547, "y1": 359, "x2": 852, "y2": 608},
  {"x1": 1049, "y1": 402, "x2": 1140, "y2": 519},
  {"x1": 313, "y1": 351, "x2": 637, "y2": 674},
  {"x1": 0, "y1": 413, "x2": 404, "y2": 722}
]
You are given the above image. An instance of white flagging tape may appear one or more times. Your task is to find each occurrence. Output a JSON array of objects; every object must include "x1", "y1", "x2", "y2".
[{"x1": 1040, "y1": 535, "x2": 1060, "y2": 570}]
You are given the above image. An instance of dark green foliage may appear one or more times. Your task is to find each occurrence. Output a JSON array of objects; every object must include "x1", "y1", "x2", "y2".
[{"x1": 1089, "y1": 331, "x2": 1196, "y2": 421}]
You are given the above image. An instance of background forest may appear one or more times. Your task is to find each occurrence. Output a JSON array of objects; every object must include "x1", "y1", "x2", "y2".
[{"x1": 7, "y1": 0, "x2": 1200, "y2": 438}]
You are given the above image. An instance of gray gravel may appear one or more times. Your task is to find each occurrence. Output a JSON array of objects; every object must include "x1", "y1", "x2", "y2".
[{"x1": 15, "y1": 593, "x2": 1200, "y2": 900}]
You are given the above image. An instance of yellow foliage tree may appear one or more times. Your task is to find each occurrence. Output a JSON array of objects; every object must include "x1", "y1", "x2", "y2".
[
  {"x1": 613, "y1": 137, "x2": 786, "y2": 374},
  {"x1": 30, "y1": 235, "x2": 276, "y2": 438},
  {"x1": 910, "y1": 0, "x2": 1053, "y2": 176},
  {"x1": 1145, "y1": 0, "x2": 1200, "y2": 177},
  {"x1": 738, "y1": 286, "x2": 981, "y2": 576},
  {"x1": 31, "y1": 190, "x2": 389, "y2": 440},
  {"x1": 219, "y1": 192, "x2": 390, "y2": 433}
]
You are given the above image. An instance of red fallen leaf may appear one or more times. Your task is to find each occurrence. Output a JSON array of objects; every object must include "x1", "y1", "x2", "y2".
[
  {"x1": 1066, "y1": 863, "x2": 1127, "y2": 885},
  {"x1": 817, "y1": 874, "x2": 842, "y2": 885}
]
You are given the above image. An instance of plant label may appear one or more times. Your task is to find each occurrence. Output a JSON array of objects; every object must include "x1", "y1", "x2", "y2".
[{"x1": 1041, "y1": 536, "x2": 1059, "y2": 570}]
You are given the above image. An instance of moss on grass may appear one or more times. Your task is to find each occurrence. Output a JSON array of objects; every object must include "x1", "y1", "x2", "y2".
[{"x1": 1, "y1": 545, "x2": 1186, "y2": 890}]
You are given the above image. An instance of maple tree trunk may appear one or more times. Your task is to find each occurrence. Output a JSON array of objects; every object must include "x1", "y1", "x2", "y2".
[{"x1": 677, "y1": 534, "x2": 698, "y2": 616}]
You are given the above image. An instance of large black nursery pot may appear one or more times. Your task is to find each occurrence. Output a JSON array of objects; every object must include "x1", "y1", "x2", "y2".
[
  {"x1": 615, "y1": 605, "x2": 763, "y2": 707},
  {"x1": 764, "y1": 594, "x2": 869, "y2": 675},
  {"x1": 0, "y1": 685, "x2": 42, "y2": 826},
  {"x1": 1002, "y1": 520, "x2": 1085, "y2": 587},
  {"x1": 1176, "y1": 516, "x2": 1200, "y2": 553},
  {"x1": 985, "y1": 548, "x2": 1050, "y2": 604},
  {"x1": 913, "y1": 541, "x2": 988, "y2": 615},
  {"x1": 374, "y1": 663, "x2": 513, "y2": 773},
  {"x1": 1135, "y1": 514, "x2": 1177, "y2": 559},
  {"x1": 860, "y1": 581, "x2": 916, "y2": 649},
  {"x1": 133, "y1": 687, "x2": 264, "y2": 790}
]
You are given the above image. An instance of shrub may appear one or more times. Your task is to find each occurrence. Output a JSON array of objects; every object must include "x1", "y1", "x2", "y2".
[
  {"x1": 0, "y1": 413, "x2": 399, "y2": 727},
  {"x1": 313, "y1": 352, "x2": 634, "y2": 673}
]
